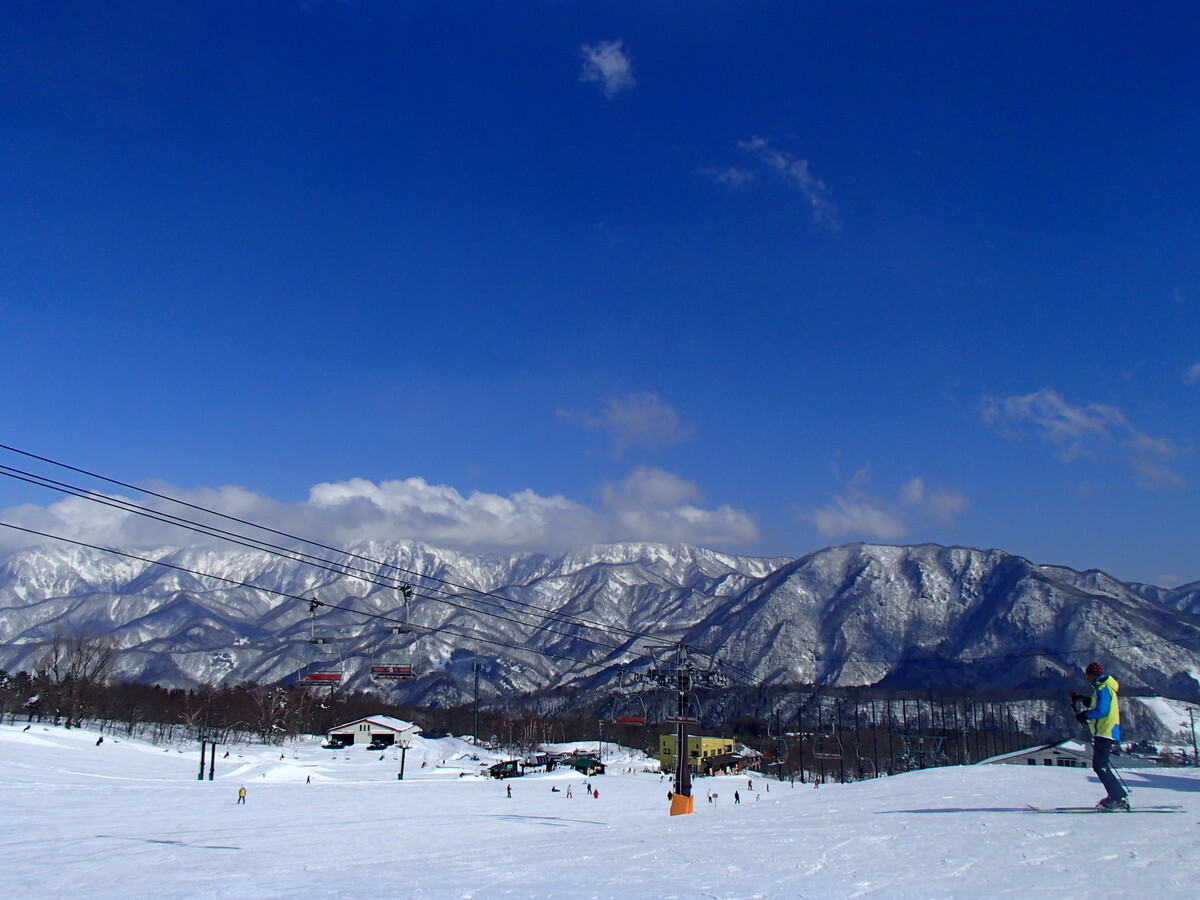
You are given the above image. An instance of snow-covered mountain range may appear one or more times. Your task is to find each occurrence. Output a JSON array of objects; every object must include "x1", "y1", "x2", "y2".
[{"x1": 2, "y1": 540, "x2": 1199, "y2": 704}]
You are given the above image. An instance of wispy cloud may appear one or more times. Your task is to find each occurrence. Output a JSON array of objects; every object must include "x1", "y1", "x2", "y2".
[
  {"x1": 1185, "y1": 362, "x2": 1200, "y2": 384},
  {"x1": 810, "y1": 467, "x2": 967, "y2": 541},
  {"x1": 0, "y1": 468, "x2": 760, "y2": 558},
  {"x1": 558, "y1": 393, "x2": 693, "y2": 458},
  {"x1": 699, "y1": 166, "x2": 754, "y2": 186},
  {"x1": 898, "y1": 476, "x2": 970, "y2": 524},
  {"x1": 738, "y1": 137, "x2": 841, "y2": 231},
  {"x1": 580, "y1": 40, "x2": 635, "y2": 98},
  {"x1": 982, "y1": 388, "x2": 1187, "y2": 489}
]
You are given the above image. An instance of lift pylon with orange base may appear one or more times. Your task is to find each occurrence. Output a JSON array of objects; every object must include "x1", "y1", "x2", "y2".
[{"x1": 669, "y1": 792, "x2": 695, "y2": 816}]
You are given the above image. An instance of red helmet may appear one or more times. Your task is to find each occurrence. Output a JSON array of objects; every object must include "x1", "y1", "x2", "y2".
[{"x1": 1085, "y1": 661, "x2": 1104, "y2": 680}]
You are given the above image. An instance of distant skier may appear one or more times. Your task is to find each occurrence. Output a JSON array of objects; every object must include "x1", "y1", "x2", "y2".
[
  {"x1": 734, "y1": 790, "x2": 740, "y2": 804},
  {"x1": 1072, "y1": 661, "x2": 1129, "y2": 811},
  {"x1": 237, "y1": 785, "x2": 246, "y2": 805},
  {"x1": 506, "y1": 784, "x2": 512, "y2": 798}
]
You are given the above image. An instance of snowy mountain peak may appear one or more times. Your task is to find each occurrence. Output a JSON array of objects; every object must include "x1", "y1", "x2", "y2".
[{"x1": 2, "y1": 540, "x2": 1198, "y2": 703}]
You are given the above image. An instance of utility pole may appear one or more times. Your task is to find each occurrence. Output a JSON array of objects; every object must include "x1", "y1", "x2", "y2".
[
  {"x1": 472, "y1": 660, "x2": 481, "y2": 746},
  {"x1": 1190, "y1": 708, "x2": 1199, "y2": 767}
]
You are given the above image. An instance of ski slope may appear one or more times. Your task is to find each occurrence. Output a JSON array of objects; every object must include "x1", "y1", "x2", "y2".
[{"x1": 1, "y1": 722, "x2": 1197, "y2": 898}]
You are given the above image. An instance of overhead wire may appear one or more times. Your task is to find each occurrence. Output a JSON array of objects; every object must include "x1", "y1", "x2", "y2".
[
  {"x1": 0, "y1": 457, "x2": 676, "y2": 656},
  {"x1": 0, "y1": 504, "x2": 633, "y2": 669},
  {"x1": 0, "y1": 520, "x2": 601, "y2": 669},
  {"x1": 0, "y1": 445, "x2": 672, "y2": 651},
  {"x1": 2, "y1": 443, "x2": 1197, "y2": 689}
]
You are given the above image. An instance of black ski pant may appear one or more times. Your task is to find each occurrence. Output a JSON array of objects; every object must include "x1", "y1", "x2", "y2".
[{"x1": 1091, "y1": 736, "x2": 1126, "y2": 801}]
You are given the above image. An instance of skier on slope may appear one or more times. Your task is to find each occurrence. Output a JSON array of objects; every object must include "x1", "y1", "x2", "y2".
[{"x1": 1071, "y1": 661, "x2": 1129, "y2": 811}]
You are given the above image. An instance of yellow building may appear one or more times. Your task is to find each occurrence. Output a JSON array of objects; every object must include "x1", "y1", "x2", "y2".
[{"x1": 657, "y1": 733, "x2": 736, "y2": 774}]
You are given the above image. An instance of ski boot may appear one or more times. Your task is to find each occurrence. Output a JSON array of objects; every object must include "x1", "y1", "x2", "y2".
[{"x1": 1098, "y1": 797, "x2": 1130, "y2": 812}]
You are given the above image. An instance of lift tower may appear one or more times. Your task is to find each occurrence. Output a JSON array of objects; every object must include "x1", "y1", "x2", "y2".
[{"x1": 643, "y1": 646, "x2": 727, "y2": 816}]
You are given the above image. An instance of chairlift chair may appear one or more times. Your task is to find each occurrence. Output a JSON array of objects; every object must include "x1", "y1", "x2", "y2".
[
  {"x1": 370, "y1": 586, "x2": 418, "y2": 682},
  {"x1": 301, "y1": 598, "x2": 344, "y2": 688},
  {"x1": 611, "y1": 687, "x2": 649, "y2": 725},
  {"x1": 813, "y1": 733, "x2": 843, "y2": 761}
]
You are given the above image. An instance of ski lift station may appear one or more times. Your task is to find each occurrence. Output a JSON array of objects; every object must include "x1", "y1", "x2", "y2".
[{"x1": 325, "y1": 715, "x2": 421, "y2": 748}]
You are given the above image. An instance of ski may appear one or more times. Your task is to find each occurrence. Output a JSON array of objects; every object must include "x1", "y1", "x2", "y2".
[{"x1": 1026, "y1": 804, "x2": 1182, "y2": 814}]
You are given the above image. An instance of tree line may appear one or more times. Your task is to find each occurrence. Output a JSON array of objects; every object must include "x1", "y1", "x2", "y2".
[{"x1": 1, "y1": 631, "x2": 1188, "y2": 771}]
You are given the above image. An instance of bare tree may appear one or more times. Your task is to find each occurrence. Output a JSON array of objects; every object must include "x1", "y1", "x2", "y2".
[
  {"x1": 33, "y1": 628, "x2": 118, "y2": 728},
  {"x1": 0, "y1": 670, "x2": 36, "y2": 724},
  {"x1": 242, "y1": 684, "x2": 307, "y2": 744}
]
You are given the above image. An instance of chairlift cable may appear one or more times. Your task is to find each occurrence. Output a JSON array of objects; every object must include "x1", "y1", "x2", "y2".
[
  {"x1": 0, "y1": 520, "x2": 610, "y2": 668},
  {"x1": 0, "y1": 445, "x2": 674, "y2": 647},
  {"x1": 0, "y1": 464, "x2": 659, "y2": 657},
  {"x1": 5, "y1": 447, "x2": 1194, "y2": 677}
]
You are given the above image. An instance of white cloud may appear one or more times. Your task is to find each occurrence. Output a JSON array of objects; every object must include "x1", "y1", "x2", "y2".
[
  {"x1": 700, "y1": 166, "x2": 754, "y2": 186},
  {"x1": 600, "y1": 466, "x2": 699, "y2": 512},
  {"x1": 899, "y1": 477, "x2": 969, "y2": 524},
  {"x1": 738, "y1": 137, "x2": 841, "y2": 231},
  {"x1": 579, "y1": 40, "x2": 635, "y2": 98},
  {"x1": 983, "y1": 388, "x2": 1187, "y2": 488},
  {"x1": 0, "y1": 469, "x2": 759, "y2": 558},
  {"x1": 810, "y1": 468, "x2": 967, "y2": 541},
  {"x1": 813, "y1": 495, "x2": 908, "y2": 541},
  {"x1": 600, "y1": 466, "x2": 760, "y2": 546},
  {"x1": 1185, "y1": 362, "x2": 1200, "y2": 384},
  {"x1": 559, "y1": 393, "x2": 693, "y2": 457}
]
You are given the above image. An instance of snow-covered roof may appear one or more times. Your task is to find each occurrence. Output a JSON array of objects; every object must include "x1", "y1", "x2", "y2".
[
  {"x1": 979, "y1": 740, "x2": 1088, "y2": 765},
  {"x1": 327, "y1": 715, "x2": 421, "y2": 734}
]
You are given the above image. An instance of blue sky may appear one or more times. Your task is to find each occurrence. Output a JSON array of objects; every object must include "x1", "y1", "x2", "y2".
[{"x1": 2, "y1": 2, "x2": 1198, "y2": 585}]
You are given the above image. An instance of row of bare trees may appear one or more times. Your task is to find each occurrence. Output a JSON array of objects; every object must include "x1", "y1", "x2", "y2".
[
  {"x1": 0, "y1": 628, "x2": 118, "y2": 728},
  {"x1": 2, "y1": 632, "x2": 1162, "y2": 771}
]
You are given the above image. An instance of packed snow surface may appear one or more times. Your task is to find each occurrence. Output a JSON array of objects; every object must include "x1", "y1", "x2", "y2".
[{"x1": 2, "y1": 723, "x2": 1198, "y2": 898}]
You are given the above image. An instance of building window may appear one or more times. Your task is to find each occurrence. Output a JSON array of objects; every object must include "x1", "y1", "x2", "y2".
[
  {"x1": 1027, "y1": 758, "x2": 1036, "y2": 765},
  {"x1": 1043, "y1": 759, "x2": 1053, "y2": 766}
]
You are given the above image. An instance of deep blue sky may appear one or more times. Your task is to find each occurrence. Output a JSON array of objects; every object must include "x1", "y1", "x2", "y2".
[{"x1": 2, "y1": 2, "x2": 1198, "y2": 584}]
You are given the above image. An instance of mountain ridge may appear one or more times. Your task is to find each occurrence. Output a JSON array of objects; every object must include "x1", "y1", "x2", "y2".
[{"x1": 2, "y1": 539, "x2": 1198, "y2": 704}]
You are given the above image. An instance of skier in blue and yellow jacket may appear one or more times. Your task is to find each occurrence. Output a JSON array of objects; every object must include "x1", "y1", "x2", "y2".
[{"x1": 1071, "y1": 661, "x2": 1128, "y2": 811}]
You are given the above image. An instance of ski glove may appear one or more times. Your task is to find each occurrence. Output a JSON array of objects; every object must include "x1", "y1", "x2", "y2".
[{"x1": 1075, "y1": 711, "x2": 1089, "y2": 724}]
